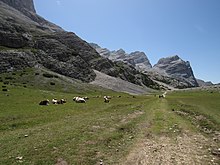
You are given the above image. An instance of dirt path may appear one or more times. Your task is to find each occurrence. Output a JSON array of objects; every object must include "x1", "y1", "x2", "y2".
[{"x1": 118, "y1": 99, "x2": 218, "y2": 165}]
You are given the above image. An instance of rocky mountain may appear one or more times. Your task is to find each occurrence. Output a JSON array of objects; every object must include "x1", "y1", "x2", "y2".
[
  {"x1": 0, "y1": 0, "x2": 159, "y2": 89},
  {"x1": 91, "y1": 43, "x2": 198, "y2": 89},
  {"x1": 149, "y1": 55, "x2": 198, "y2": 88},
  {"x1": 90, "y1": 43, "x2": 152, "y2": 72},
  {"x1": 196, "y1": 79, "x2": 213, "y2": 87},
  {"x1": 1, "y1": 0, "x2": 36, "y2": 13}
]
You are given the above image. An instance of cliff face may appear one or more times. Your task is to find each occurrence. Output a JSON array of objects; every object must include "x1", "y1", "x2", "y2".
[
  {"x1": 0, "y1": 0, "x2": 36, "y2": 13},
  {"x1": 151, "y1": 55, "x2": 198, "y2": 88},
  {"x1": 0, "y1": 1, "x2": 158, "y2": 88}
]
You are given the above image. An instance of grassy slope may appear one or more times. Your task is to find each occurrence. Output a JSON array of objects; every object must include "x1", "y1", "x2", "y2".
[
  {"x1": 0, "y1": 71, "x2": 220, "y2": 164},
  {"x1": 0, "y1": 78, "x2": 156, "y2": 164},
  {"x1": 167, "y1": 91, "x2": 220, "y2": 131}
]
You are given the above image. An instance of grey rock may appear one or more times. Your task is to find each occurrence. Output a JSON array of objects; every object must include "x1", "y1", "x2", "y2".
[
  {"x1": 124, "y1": 51, "x2": 152, "y2": 71},
  {"x1": 151, "y1": 55, "x2": 198, "y2": 88},
  {"x1": 0, "y1": 0, "x2": 63, "y2": 32},
  {"x1": 0, "y1": 0, "x2": 36, "y2": 13},
  {"x1": 91, "y1": 43, "x2": 198, "y2": 89},
  {"x1": 90, "y1": 43, "x2": 152, "y2": 72},
  {"x1": 0, "y1": 50, "x2": 37, "y2": 73},
  {"x1": 196, "y1": 79, "x2": 213, "y2": 87}
]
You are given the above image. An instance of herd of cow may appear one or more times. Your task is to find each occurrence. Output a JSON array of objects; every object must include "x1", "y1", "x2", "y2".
[
  {"x1": 39, "y1": 96, "x2": 112, "y2": 105},
  {"x1": 39, "y1": 93, "x2": 167, "y2": 105}
]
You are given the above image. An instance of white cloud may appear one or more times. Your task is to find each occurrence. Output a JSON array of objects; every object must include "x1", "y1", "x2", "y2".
[{"x1": 56, "y1": 0, "x2": 61, "y2": 6}]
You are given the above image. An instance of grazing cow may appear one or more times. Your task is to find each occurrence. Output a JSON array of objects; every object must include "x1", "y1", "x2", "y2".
[
  {"x1": 104, "y1": 96, "x2": 110, "y2": 103},
  {"x1": 159, "y1": 92, "x2": 166, "y2": 98},
  {"x1": 159, "y1": 95, "x2": 164, "y2": 98},
  {"x1": 73, "y1": 97, "x2": 77, "y2": 101},
  {"x1": 73, "y1": 97, "x2": 86, "y2": 103},
  {"x1": 83, "y1": 96, "x2": 89, "y2": 100},
  {"x1": 57, "y1": 99, "x2": 66, "y2": 104},
  {"x1": 52, "y1": 98, "x2": 58, "y2": 104},
  {"x1": 106, "y1": 96, "x2": 111, "y2": 99},
  {"x1": 39, "y1": 99, "x2": 50, "y2": 105}
]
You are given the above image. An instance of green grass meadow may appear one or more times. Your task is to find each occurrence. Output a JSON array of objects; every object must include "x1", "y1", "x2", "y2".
[
  {"x1": 0, "y1": 70, "x2": 220, "y2": 164},
  {"x1": 0, "y1": 81, "x2": 156, "y2": 164}
]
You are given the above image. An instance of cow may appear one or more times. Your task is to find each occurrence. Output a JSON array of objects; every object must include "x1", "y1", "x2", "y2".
[
  {"x1": 159, "y1": 92, "x2": 167, "y2": 98},
  {"x1": 57, "y1": 99, "x2": 66, "y2": 104},
  {"x1": 73, "y1": 97, "x2": 77, "y2": 101},
  {"x1": 106, "y1": 96, "x2": 112, "y2": 99},
  {"x1": 52, "y1": 98, "x2": 58, "y2": 104},
  {"x1": 73, "y1": 97, "x2": 86, "y2": 103},
  {"x1": 39, "y1": 99, "x2": 50, "y2": 105},
  {"x1": 104, "y1": 96, "x2": 110, "y2": 103},
  {"x1": 83, "y1": 96, "x2": 89, "y2": 100}
]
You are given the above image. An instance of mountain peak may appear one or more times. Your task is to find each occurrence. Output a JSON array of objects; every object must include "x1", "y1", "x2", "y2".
[
  {"x1": 90, "y1": 44, "x2": 152, "y2": 71},
  {"x1": 171, "y1": 55, "x2": 180, "y2": 60},
  {"x1": 0, "y1": 0, "x2": 36, "y2": 13},
  {"x1": 116, "y1": 49, "x2": 126, "y2": 54},
  {"x1": 153, "y1": 55, "x2": 198, "y2": 88},
  {"x1": 157, "y1": 55, "x2": 182, "y2": 65}
]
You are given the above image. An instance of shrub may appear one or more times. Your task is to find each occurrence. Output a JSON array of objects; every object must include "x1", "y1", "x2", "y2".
[
  {"x1": 50, "y1": 82, "x2": 55, "y2": 85},
  {"x1": 43, "y1": 73, "x2": 54, "y2": 78},
  {"x1": 3, "y1": 81, "x2": 9, "y2": 85},
  {"x1": 5, "y1": 76, "x2": 15, "y2": 80}
]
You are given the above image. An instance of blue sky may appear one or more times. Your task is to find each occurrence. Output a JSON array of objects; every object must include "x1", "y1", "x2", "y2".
[{"x1": 34, "y1": 0, "x2": 220, "y2": 83}]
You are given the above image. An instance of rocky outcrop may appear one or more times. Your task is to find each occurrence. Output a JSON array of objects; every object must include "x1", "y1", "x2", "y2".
[
  {"x1": 0, "y1": 0, "x2": 63, "y2": 32},
  {"x1": 0, "y1": 0, "x2": 36, "y2": 13},
  {"x1": 125, "y1": 51, "x2": 152, "y2": 71},
  {"x1": 0, "y1": 50, "x2": 37, "y2": 72},
  {"x1": 196, "y1": 79, "x2": 213, "y2": 87},
  {"x1": 151, "y1": 55, "x2": 198, "y2": 88},
  {"x1": 90, "y1": 43, "x2": 152, "y2": 72},
  {"x1": 0, "y1": 1, "x2": 159, "y2": 88}
]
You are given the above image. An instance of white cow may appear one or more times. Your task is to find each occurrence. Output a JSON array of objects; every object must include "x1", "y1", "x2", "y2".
[
  {"x1": 104, "y1": 96, "x2": 110, "y2": 103},
  {"x1": 73, "y1": 97, "x2": 86, "y2": 103},
  {"x1": 52, "y1": 98, "x2": 58, "y2": 104}
]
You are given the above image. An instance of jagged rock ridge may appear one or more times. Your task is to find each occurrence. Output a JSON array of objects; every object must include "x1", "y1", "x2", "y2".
[
  {"x1": 90, "y1": 43, "x2": 152, "y2": 72},
  {"x1": 91, "y1": 43, "x2": 198, "y2": 89}
]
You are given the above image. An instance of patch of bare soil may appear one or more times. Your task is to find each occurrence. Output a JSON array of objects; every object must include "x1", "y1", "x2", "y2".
[
  {"x1": 119, "y1": 132, "x2": 219, "y2": 165},
  {"x1": 120, "y1": 110, "x2": 144, "y2": 124}
]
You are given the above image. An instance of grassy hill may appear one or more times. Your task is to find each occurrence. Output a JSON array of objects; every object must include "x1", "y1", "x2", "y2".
[{"x1": 0, "y1": 72, "x2": 220, "y2": 164}]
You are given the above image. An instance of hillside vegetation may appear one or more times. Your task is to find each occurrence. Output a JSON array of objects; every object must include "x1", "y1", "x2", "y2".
[{"x1": 0, "y1": 75, "x2": 220, "y2": 164}]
